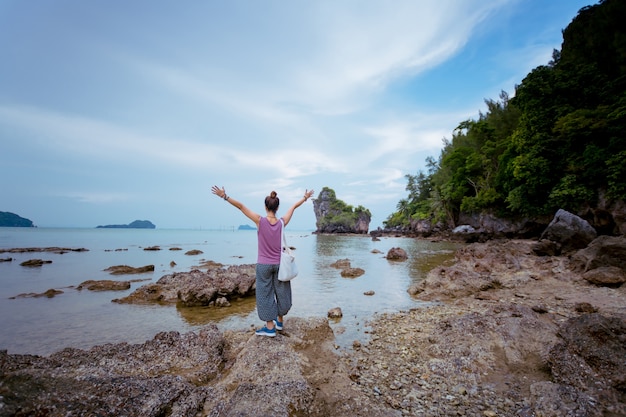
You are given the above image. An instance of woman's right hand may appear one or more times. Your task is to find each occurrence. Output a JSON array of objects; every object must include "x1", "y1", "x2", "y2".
[{"x1": 211, "y1": 185, "x2": 226, "y2": 199}]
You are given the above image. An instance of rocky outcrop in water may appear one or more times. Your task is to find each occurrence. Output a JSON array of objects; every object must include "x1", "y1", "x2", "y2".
[
  {"x1": 113, "y1": 264, "x2": 256, "y2": 307},
  {"x1": 313, "y1": 187, "x2": 371, "y2": 234}
]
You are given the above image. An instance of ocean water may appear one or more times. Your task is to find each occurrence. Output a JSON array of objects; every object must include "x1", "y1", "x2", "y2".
[{"x1": 0, "y1": 227, "x2": 460, "y2": 356}]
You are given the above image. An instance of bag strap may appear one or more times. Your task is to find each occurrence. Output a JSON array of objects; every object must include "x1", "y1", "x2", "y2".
[{"x1": 280, "y1": 218, "x2": 288, "y2": 249}]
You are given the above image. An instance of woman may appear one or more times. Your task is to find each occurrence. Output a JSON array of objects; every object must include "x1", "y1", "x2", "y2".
[{"x1": 211, "y1": 185, "x2": 314, "y2": 337}]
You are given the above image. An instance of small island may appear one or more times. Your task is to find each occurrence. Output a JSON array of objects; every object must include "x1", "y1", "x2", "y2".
[
  {"x1": 238, "y1": 224, "x2": 256, "y2": 230},
  {"x1": 0, "y1": 211, "x2": 35, "y2": 227},
  {"x1": 96, "y1": 220, "x2": 156, "y2": 229}
]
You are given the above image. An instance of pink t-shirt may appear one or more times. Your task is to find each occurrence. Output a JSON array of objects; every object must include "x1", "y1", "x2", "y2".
[{"x1": 257, "y1": 217, "x2": 282, "y2": 264}]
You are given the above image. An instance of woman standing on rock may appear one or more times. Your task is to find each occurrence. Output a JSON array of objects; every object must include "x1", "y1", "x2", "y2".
[{"x1": 211, "y1": 186, "x2": 314, "y2": 337}]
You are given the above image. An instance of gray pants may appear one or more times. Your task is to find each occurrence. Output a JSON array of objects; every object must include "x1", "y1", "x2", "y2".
[{"x1": 256, "y1": 263, "x2": 292, "y2": 322}]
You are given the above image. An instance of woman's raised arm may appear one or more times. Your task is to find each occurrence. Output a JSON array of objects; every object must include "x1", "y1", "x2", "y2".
[
  {"x1": 211, "y1": 185, "x2": 261, "y2": 226},
  {"x1": 281, "y1": 189, "x2": 314, "y2": 226}
]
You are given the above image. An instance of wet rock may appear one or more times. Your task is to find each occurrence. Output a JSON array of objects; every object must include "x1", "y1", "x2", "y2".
[
  {"x1": 77, "y1": 280, "x2": 132, "y2": 291},
  {"x1": 20, "y1": 259, "x2": 52, "y2": 267},
  {"x1": 0, "y1": 247, "x2": 88, "y2": 254},
  {"x1": 0, "y1": 257, "x2": 12, "y2": 262},
  {"x1": 328, "y1": 307, "x2": 343, "y2": 318},
  {"x1": 104, "y1": 264, "x2": 155, "y2": 275},
  {"x1": 185, "y1": 249, "x2": 203, "y2": 255},
  {"x1": 10, "y1": 288, "x2": 64, "y2": 299},
  {"x1": 113, "y1": 265, "x2": 256, "y2": 307},
  {"x1": 330, "y1": 258, "x2": 351, "y2": 269},
  {"x1": 341, "y1": 267, "x2": 365, "y2": 278},
  {"x1": 386, "y1": 247, "x2": 408, "y2": 261},
  {"x1": 143, "y1": 245, "x2": 161, "y2": 251}
]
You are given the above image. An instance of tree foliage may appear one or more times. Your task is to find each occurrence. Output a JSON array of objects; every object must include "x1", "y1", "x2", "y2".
[{"x1": 385, "y1": 0, "x2": 626, "y2": 228}]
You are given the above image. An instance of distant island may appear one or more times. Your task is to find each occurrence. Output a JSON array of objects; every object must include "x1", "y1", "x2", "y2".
[
  {"x1": 238, "y1": 224, "x2": 256, "y2": 230},
  {"x1": 0, "y1": 211, "x2": 35, "y2": 227},
  {"x1": 97, "y1": 220, "x2": 156, "y2": 229}
]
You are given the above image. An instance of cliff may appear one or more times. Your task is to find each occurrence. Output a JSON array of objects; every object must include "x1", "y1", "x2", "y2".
[{"x1": 312, "y1": 187, "x2": 371, "y2": 234}]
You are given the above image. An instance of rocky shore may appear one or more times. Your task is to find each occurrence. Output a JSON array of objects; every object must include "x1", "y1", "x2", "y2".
[{"x1": 1, "y1": 237, "x2": 625, "y2": 416}]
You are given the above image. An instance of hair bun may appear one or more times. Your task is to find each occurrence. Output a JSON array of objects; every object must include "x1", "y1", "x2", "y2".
[{"x1": 270, "y1": 191, "x2": 277, "y2": 198}]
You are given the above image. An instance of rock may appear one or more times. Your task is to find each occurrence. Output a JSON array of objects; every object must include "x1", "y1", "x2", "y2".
[
  {"x1": 185, "y1": 249, "x2": 203, "y2": 255},
  {"x1": 0, "y1": 326, "x2": 226, "y2": 416},
  {"x1": 386, "y1": 247, "x2": 408, "y2": 261},
  {"x1": 582, "y1": 266, "x2": 626, "y2": 286},
  {"x1": 215, "y1": 296, "x2": 231, "y2": 307},
  {"x1": 312, "y1": 187, "x2": 371, "y2": 234},
  {"x1": 340, "y1": 267, "x2": 365, "y2": 278},
  {"x1": 113, "y1": 265, "x2": 256, "y2": 307},
  {"x1": 104, "y1": 264, "x2": 155, "y2": 275},
  {"x1": 330, "y1": 258, "x2": 351, "y2": 269},
  {"x1": 0, "y1": 247, "x2": 88, "y2": 254},
  {"x1": 539, "y1": 209, "x2": 597, "y2": 252},
  {"x1": 531, "y1": 239, "x2": 561, "y2": 256},
  {"x1": 0, "y1": 257, "x2": 12, "y2": 262},
  {"x1": 452, "y1": 225, "x2": 476, "y2": 234},
  {"x1": 77, "y1": 280, "x2": 131, "y2": 291},
  {"x1": 571, "y1": 235, "x2": 626, "y2": 273},
  {"x1": 143, "y1": 245, "x2": 161, "y2": 251},
  {"x1": 545, "y1": 313, "x2": 626, "y2": 414},
  {"x1": 10, "y1": 288, "x2": 64, "y2": 298},
  {"x1": 20, "y1": 259, "x2": 52, "y2": 267},
  {"x1": 364, "y1": 290, "x2": 375, "y2": 296},
  {"x1": 170, "y1": 260, "x2": 176, "y2": 267},
  {"x1": 328, "y1": 307, "x2": 343, "y2": 318},
  {"x1": 574, "y1": 302, "x2": 598, "y2": 313}
]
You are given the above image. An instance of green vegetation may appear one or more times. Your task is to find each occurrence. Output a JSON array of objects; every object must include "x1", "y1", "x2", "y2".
[{"x1": 385, "y1": 0, "x2": 626, "y2": 229}]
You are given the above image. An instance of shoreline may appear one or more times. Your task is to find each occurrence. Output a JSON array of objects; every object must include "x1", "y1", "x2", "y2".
[{"x1": 1, "y1": 238, "x2": 624, "y2": 416}]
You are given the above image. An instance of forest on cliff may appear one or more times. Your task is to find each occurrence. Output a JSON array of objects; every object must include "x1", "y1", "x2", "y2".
[{"x1": 385, "y1": 0, "x2": 626, "y2": 229}]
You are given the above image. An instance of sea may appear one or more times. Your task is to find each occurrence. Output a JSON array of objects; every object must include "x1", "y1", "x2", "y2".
[{"x1": 0, "y1": 227, "x2": 461, "y2": 356}]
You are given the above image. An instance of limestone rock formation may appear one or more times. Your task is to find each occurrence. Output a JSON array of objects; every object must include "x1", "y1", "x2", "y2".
[{"x1": 312, "y1": 187, "x2": 371, "y2": 234}]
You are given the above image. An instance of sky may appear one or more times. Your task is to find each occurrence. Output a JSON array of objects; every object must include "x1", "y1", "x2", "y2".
[{"x1": 0, "y1": 0, "x2": 594, "y2": 231}]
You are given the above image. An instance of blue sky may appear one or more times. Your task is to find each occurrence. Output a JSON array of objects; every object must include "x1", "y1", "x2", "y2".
[{"x1": 0, "y1": 0, "x2": 593, "y2": 231}]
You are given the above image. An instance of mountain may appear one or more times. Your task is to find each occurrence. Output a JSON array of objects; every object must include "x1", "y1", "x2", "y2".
[
  {"x1": 0, "y1": 211, "x2": 34, "y2": 227},
  {"x1": 96, "y1": 220, "x2": 156, "y2": 229}
]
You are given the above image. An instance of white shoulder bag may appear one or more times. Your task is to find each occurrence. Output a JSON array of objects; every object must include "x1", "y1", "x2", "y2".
[{"x1": 278, "y1": 219, "x2": 298, "y2": 281}]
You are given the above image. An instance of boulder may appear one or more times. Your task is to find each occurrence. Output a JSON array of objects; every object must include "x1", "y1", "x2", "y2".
[
  {"x1": 540, "y1": 209, "x2": 597, "y2": 252},
  {"x1": 386, "y1": 247, "x2": 408, "y2": 261},
  {"x1": 570, "y1": 235, "x2": 626, "y2": 274},
  {"x1": 582, "y1": 266, "x2": 626, "y2": 286},
  {"x1": 328, "y1": 307, "x2": 343, "y2": 318},
  {"x1": 113, "y1": 264, "x2": 256, "y2": 307},
  {"x1": 330, "y1": 259, "x2": 351, "y2": 269},
  {"x1": 340, "y1": 267, "x2": 365, "y2": 278}
]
